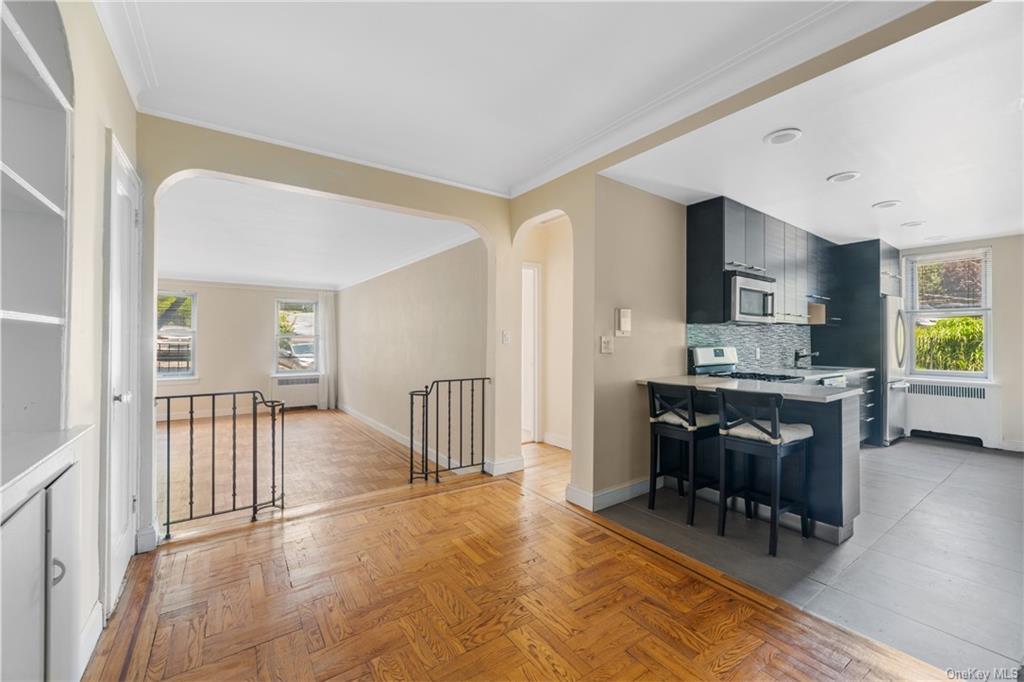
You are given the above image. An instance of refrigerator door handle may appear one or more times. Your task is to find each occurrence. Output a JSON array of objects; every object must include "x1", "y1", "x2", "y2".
[
  {"x1": 895, "y1": 309, "x2": 907, "y2": 370},
  {"x1": 890, "y1": 381, "x2": 911, "y2": 390}
]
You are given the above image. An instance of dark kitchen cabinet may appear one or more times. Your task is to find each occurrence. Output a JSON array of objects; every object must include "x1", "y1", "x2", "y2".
[
  {"x1": 807, "y1": 233, "x2": 834, "y2": 301},
  {"x1": 722, "y1": 198, "x2": 747, "y2": 272},
  {"x1": 744, "y1": 207, "x2": 766, "y2": 272},
  {"x1": 764, "y1": 216, "x2": 785, "y2": 283},
  {"x1": 811, "y1": 238, "x2": 899, "y2": 445},
  {"x1": 685, "y1": 197, "x2": 769, "y2": 322},
  {"x1": 686, "y1": 196, "x2": 838, "y2": 325},
  {"x1": 880, "y1": 241, "x2": 902, "y2": 297}
]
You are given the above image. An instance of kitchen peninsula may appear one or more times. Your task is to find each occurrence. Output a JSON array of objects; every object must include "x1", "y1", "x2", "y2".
[{"x1": 636, "y1": 374, "x2": 863, "y2": 543}]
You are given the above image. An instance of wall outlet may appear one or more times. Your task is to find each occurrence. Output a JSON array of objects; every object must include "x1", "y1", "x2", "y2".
[
  {"x1": 600, "y1": 336, "x2": 614, "y2": 354},
  {"x1": 501, "y1": 329, "x2": 512, "y2": 345},
  {"x1": 755, "y1": 347, "x2": 761, "y2": 360}
]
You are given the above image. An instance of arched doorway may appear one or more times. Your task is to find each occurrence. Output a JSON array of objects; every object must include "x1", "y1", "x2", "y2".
[
  {"x1": 513, "y1": 210, "x2": 574, "y2": 500},
  {"x1": 146, "y1": 169, "x2": 492, "y2": 536}
]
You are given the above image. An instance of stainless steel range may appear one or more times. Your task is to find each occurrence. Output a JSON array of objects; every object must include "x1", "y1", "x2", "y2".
[{"x1": 688, "y1": 346, "x2": 805, "y2": 383}]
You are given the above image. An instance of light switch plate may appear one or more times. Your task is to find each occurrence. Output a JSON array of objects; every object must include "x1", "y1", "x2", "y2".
[
  {"x1": 600, "y1": 336, "x2": 614, "y2": 354},
  {"x1": 501, "y1": 330, "x2": 512, "y2": 345}
]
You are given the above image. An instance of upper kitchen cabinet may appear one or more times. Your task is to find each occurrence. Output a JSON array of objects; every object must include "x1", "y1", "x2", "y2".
[
  {"x1": 685, "y1": 196, "x2": 838, "y2": 325},
  {"x1": 744, "y1": 207, "x2": 766, "y2": 271},
  {"x1": 687, "y1": 196, "x2": 769, "y2": 322},
  {"x1": 880, "y1": 240, "x2": 902, "y2": 297}
]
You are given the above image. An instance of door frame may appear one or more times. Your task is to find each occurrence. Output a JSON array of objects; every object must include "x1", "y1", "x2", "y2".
[
  {"x1": 99, "y1": 131, "x2": 143, "y2": 618},
  {"x1": 521, "y1": 262, "x2": 541, "y2": 443}
]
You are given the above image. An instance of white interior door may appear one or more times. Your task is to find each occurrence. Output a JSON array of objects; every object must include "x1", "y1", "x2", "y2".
[
  {"x1": 521, "y1": 265, "x2": 539, "y2": 443},
  {"x1": 103, "y1": 134, "x2": 142, "y2": 615}
]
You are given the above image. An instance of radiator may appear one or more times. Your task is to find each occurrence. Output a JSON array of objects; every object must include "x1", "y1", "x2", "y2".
[
  {"x1": 905, "y1": 380, "x2": 1000, "y2": 448},
  {"x1": 270, "y1": 375, "x2": 320, "y2": 408}
]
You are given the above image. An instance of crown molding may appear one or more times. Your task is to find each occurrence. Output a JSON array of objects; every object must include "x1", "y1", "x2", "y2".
[
  {"x1": 139, "y1": 106, "x2": 513, "y2": 199},
  {"x1": 97, "y1": 1, "x2": 926, "y2": 201}
]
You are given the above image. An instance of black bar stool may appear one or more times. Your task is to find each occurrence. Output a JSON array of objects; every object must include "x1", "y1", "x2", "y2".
[
  {"x1": 647, "y1": 382, "x2": 719, "y2": 525},
  {"x1": 716, "y1": 388, "x2": 812, "y2": 556}
]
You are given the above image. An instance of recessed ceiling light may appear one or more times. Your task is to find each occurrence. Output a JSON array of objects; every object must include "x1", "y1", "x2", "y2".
[
  {"x1": 925, "y1": 235, "x2": 948, "y2": 242},
  {"x1": 763, "y1": 128, "x2": 802, "y2": 145},
  {"x1": 900, "y1": 220, "x2": 926, "y2": 228},
  {"x1": 826, "y1": 171, "x2": 861, "y2": 183},
  {"x1": 872, "y1": 200, "x2": 902, "y2": 209}
]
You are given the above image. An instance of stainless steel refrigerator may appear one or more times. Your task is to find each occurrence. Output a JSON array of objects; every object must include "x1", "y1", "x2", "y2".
[{"x1": 881, "y1": 295, "x2": 909, "y2": 445}]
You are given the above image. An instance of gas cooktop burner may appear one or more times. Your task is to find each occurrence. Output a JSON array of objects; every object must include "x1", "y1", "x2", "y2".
[{"x1": 716, "y1": 371, "x2": 804, "y2": 383}]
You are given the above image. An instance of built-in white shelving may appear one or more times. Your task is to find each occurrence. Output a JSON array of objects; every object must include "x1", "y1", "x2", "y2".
[{"x1": 1, "y1": 0, "x2": 74, "y2": 438}]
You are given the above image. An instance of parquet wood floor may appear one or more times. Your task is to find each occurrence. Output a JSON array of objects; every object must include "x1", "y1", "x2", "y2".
[
  {"x1": 86, "y1": 473, "x2": 942, "y2": 680},
  {"x1": 158, "y1": 409, "x2": 426, "y2": 532},
  {"x1": 510, "y1": 442, "x2": 572, "y2": 503}
]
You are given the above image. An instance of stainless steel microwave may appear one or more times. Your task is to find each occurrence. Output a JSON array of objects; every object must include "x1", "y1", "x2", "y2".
[{"x1": 727, "y1": 271, "x2": 776, "y2": 323}]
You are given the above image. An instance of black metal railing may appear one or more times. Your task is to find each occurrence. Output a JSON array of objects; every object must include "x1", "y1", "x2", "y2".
[
  {"x1": 409, "y1": 377, "x2": 490, "y2": 482},
  {"x1": 155, "y1": 390, "x2": 285, "y2": 539}
]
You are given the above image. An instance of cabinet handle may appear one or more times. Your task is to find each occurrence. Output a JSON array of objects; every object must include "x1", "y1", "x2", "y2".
[
  {"x1": 52, "y1": 558, "x2": 66, "y2": 586},
  {"x1": 829, "y1": 317, "x2": 842, "y2": 321},
  {"x1": 808, "y1": 294, "x2": 832, "y2": 301},
  {"x1": 864, "y1": 417, "x2": 876, "y2": 422},
  {"x1": 864, "y1": 403, "x2": 876, "y2": 409},
  {"x1": 751, "y1": 266, "x2": 767, "y2": 272}
]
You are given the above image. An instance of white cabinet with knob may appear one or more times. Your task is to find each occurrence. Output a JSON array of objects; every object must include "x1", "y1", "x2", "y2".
[
  {"x1": 1, "y1": 429, "x2": 88, "y2": 681},
  {"x1": 1, "y1": 491, "x2": 47, "y2": 681}
]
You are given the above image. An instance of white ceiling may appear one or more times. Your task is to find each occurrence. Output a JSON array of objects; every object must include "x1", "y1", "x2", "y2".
[
  {"x1": 95, "y1": 1, "x2": 925, "y2": 197},
  {"x1": 157, "y1": 175, "x2": 478, "y2": 290},
  {"x1": 602, "y1": 2, "x2": 1023, "y2": 249}
]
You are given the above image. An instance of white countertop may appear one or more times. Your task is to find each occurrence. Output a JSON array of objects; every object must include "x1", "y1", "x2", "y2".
[
  {"x1": 765, "y1": 366, "x2": 875, "y2": 381},
  {"x1": 636, "y1": 375, "x2": 863, "y2": 403},
  {"x1": 2, "y1": 425, "x2": 92, "y2": 520}
]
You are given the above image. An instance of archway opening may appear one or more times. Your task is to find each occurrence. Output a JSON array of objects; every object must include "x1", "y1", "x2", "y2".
[
  {"x1": 513, "y1": 210, "x2": 574, "y2": 501},
  {"x1": 150, "y1": 169, "x2": 491, "y2": 536}
]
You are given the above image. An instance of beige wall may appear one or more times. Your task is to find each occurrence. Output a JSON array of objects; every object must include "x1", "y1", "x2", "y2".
[
  {"x1": 903, "y1": 235, "x2": 1024, "y2": 449},
  {"x1": 516, "y1": 218, "x2": 573, "y2": 448},
  {"x1": 337, "y1": 240, "x2": 487, "y2": 445},
  {"x1": 59, "y1": 0, "x2": 137, "y2": 664},
  {"x1": 592, "y1": 178, "x2": 687, "y2": 492},
  {"x1": 155, "y1": 279, "x2": 330, "y2": 415}
]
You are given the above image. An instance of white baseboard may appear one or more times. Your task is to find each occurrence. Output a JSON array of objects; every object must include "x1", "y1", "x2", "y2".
[
  {"x1": 339, "y1": 402, "x2": 408, "y2": 447},
  {"x1": 998, "y1": 439, "x2": 1024, "y2": 453},
  {"x1": 137, "y1": 522, "x2": 160, "y2": 552},
  {"x1": 78, "y1": 600, "x2": 103, "y2": 680},
  {"x1": 565, "y1": 476, "x2": 664, "y2": 512},
  {"x1": 484, "y1": 456, "x2": 525, "y2": 476},
  {"x1": 542, "y1": 432, "x2": 571, "y2": 450},
  {"x1": 341, "y1": 402, "x2": 499, "y2": 474}
]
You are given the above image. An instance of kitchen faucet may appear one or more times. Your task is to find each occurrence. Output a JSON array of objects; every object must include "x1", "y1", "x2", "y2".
[{"x1": 794, "y1": 348, "x2": 819, "y2": 368}]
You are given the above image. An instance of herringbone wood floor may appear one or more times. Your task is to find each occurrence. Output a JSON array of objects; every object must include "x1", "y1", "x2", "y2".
[{"x1": 86, "y1": 470, "x2": 941, "y2": 680}]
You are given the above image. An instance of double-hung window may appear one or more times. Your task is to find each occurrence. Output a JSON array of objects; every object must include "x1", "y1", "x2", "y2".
[
  {"x1": 157, "y1": 291, "x2": 197, "y2": 378},
  {"x1": 276, "y1": 300, "x2": 318, "y2": 374},
  {"x1": 904, "y1": 248, "x2": 992, "y2": 378}
]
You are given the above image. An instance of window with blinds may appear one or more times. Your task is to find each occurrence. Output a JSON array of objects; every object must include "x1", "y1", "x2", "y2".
[{"x1": 904, "y1": 248, "x2": 992, "y2": 377}]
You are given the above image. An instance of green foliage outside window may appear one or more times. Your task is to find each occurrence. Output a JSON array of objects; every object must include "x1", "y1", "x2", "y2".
[{"x1": 914, "y1": 316, "x2": 984, "y2": 372}]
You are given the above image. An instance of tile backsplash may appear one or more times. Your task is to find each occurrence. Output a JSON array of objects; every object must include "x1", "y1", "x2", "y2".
[{"x1": 686, "y1": 324, "x2": 811, "y2": 372}]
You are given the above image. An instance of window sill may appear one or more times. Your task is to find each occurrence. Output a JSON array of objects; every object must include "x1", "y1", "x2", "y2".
[
  {"x1": 907, "y1": 375, "x2": 998, "y2": 386},
  {"x1": 158, "y1": 376, "x2": 199, "y2": 384}
]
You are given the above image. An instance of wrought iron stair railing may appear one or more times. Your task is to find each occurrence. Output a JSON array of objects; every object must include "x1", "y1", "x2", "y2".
[
  {"x1": 155, "y1": 390, "x2": 284, "y2": 539},
  {"x1": 409, "y1": 377, "x2": 490, "y2": 482}
]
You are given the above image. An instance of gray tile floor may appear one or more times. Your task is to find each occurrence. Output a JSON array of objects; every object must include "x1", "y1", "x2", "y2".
[{"x1": 600, "y1": 437, "x2": 1023, "y2": 675}]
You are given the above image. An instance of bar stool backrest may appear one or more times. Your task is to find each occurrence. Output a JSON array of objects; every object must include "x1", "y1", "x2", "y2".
[
  {"x1": 717, "y1": 389, "x2": 786, "y2": 444},
  {"x1": 648, "y1": 382, "x2": 699, "y2": 428}
]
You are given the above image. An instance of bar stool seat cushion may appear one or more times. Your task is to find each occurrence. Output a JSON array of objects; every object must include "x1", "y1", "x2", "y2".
[
  {"x1": 655, "y1": 411, "x2": 718, "y2": 430},
  {"x1": 722, "y1": 420, "x2": 813, "y2": 444}
]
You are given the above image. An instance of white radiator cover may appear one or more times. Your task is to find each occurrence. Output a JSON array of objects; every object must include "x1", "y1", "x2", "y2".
[
  {"x1": 905, "y1": 380, "x2": 1001, "y2": 448},
  {"x1": 270, "y1": 375, "x2": 320, "y2": 408}
]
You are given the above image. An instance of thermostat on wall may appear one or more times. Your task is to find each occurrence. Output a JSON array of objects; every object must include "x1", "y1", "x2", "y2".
[{"x1": 615, "y1": 308, "x2": 631, "y2": 337}]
